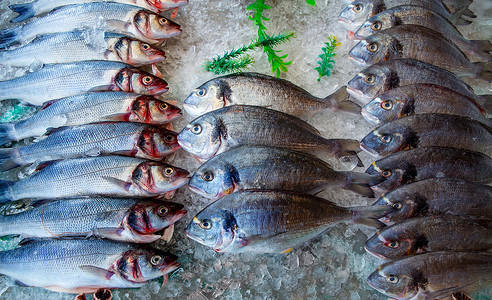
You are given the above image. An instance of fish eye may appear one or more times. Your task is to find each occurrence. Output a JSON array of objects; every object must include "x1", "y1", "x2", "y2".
[
  {"x1": 150, "y1": 255, "x2": 162, "y2": 265},
  {"x1": 381, "y1": 100, "x2": 393, "y2": 110},
  {"x1": 382, "y1": 170, "x2": 392, "y2": 178},
  {"x1": 392, "y1": 202, "x2": 402, "y2": 209},
  {"x1": 157, "y1": 205, "x2": 169, "y2": 216},
  {"x1": 364, "y1": 74, "x2": 376, "y2": 84},
  {"x1": 199, "y1": 219, "x2": 212, "y2": 230},
  {"x1": 140, "y1": 43, "x2": 151, "y2": 51},
  {"x1": 195, "y1": 88, "x2": 207, "y2": 97},
  {"x1": 352, "y1": 3, "x2": 363, "y2": 12},
  {"x1": 159, "y1": 102, "x2": 169, "y2": 110},
  {"x1": 191, "y1": 124, "x2": 202, "y2": 134},
  {"x1": 367, "y1": 42, "x2": 379, "y2": 52},
  {"x1": 164, "y1": 135, "x2": 175, "y2": 143},
  {"x1": 142, "y1": 76, "x2": 154, "y2": 85},
  {"x1": 371, "y1": 21, "x2": 382, "y2": 31},
  {"x1": 158, "y1": 18, "x2": 168, "y2": 25},
  {"x1": 386, "y1": 241, "x2": 400, "y2": 248},
  {"x1": 201, "y1": 172, "x2": 214, "y2": 181},
  {"x1": 163, "y1": 167, "x2": 175, "y2": 177},
  {"x1": 386, "y1": 275, "x2": 399, "y2": 283},
  {"x1": 380, "y1": 135, "x2": 392, "y2": 143}
]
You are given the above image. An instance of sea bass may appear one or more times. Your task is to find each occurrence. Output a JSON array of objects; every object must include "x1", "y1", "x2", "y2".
[
  {"x1": 0, "y1": 92, "x2": 181, "y2": 146},
  {"x1": 361, "y1": 84, "x2": 491, "y2": 127},
  {"x1": 367, "y1": 252, "x2": 492, "y2": 300},
  {"x1": 0, "y1": 197, "x2": 186, "y2": 243},
  {"x1": 9, "y1": 0, "x2": 189, "y2": 22},
  {"x1": 365, "y1": 216, "x2": 492, "y2": 260},
  {"x1": 372, "y1": 178, "x2": 492, "y2": 224},
  {"x1": 0, "y1": 61, "x2": 168, "y2": 106},
  {"x1": 353, "y1": 6, "x2": 492, "y2": 62},
  {"x1": 349, "y1": 25, "x2": 492, "y2": 81},
  {"x1": 189, "y1": 146, "x2": 382, "y2": 200},
  {"x1": 0, "y1": 123, "x2": 180, "y2": 171},
  {"x1": 183, "y1": 73, "x2": 359, "y2": 118},
  {"x1": 0, "y1": 31, "x2": 166, "y2": 67},
  {"x1": 0, "y1": 2, "x2": 181, "y2": 48},
  {"x1": 177, "y1": 105, "x2": 361, "y2": 164},
  {"x1": 0, "y1": 156, "x2": 189, "y2": 202},
  {"x1": 0, "y1": 238, "x2": 180, "y2": 294},
  {"x1": 365, "y1": 146, "x2": 492, "y2": 193},
  {"x1": 186, "y1": 190, "x2": 391, "y2": 253},
  {"x1": 360, "y1": 114, "x2": 492, "y2": 157}
]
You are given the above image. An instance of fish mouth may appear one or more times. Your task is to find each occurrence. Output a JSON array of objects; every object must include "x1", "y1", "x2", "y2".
[
  {"x1": 171, "y1": 175, "x2": 190, "y2": 188},
  {"x1": 361, "y1": 107, "x2": 380, "y2": 124},
  {"x1": 348, "y1": 54, "x2": 367, "y2": 66},
  {"x1": 338, "y1": 16, "x2": 352, "y2": 24},
  {"x1": 360, "y1": 141, "x2": 380, "y2": 157},
  {"x1": 185, "y1": 229, "x2": 205, "y2": 244},
  {"x1": 171, "y1": 209, "x2": 187, "y2": 223},
  {"x1": 177, "y1": 137, "x2": 193, "y2": 152},
  {"x1": 352, "y1": 32, "x2": 365, "y2": 40},
  {"x1": 346, "y1": 85, "x2": 364, "y2": 99},
  {"x1": 160, "y1": 260, "x2": 181, "y2": 275},
  {"x1": 187, "y1": 184, "x2": 209, "y2": 197},
  {"x1": 364, "y1": 243, "x2": 388, "y2": 260}
]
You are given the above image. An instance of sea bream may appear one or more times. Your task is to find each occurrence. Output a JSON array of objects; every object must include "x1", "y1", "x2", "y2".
[
  {"x1": 361, "y1": 84, "x2": 491, "y2": 127},
  {"x1": 0, "y1": 61, "x2": 168, "y2": 106},
  {"x1": 0, "y1": 31, "x2": 166, "y2": 67},
  {"x1": 9, "y1": 0, "x2": 189, "y2": 23},
  {"x1": 183, "y1": 72, "x2": 359, "y2": 118},
  {"x1": 353, "y1": 6, "x2": 492, "y2": 62},
  {"x1": 0, "y1": 238, "x2": 180, "y2": 294},
  {"x1": 349, "y1": 25, "x2": 492, "y2": 81},
  {"x1": 0, "y1": 122, "x2": 181, "y2": 171},
  {"x1": 0, "y1": 197, "x2": 186, "y2": 243},
  {"x1": 0, "y1": 156, "x2": 189, "y2": 202},
  {"x1": 177, "y1": 105, "x2": 362, "y2": 164},
  {"x1": 0, "y1": 2, "x2": 182, "y2": 49},
  {"x1": 372, "y1": 178, "x2": 492, "y2": 224},
  {"x1": 186, "y1": 190, "x2": 391, "y2": 253}
]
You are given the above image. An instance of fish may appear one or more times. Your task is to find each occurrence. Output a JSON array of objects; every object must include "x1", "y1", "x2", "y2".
[
  {"x1": 185, "y1": 190, "x2": 392, "y2": 253},
  {"x1": 365, "y1": 146, "x2": 492, "y2": 193},
  {"x1": 360, "y1": 114, "x2": 492, "y2": 157},
  {"x1": 189, "y1": 145, "x2": 383, "y2": 200},
  {"x1": 0, "y1": 197, "x2": 186, "y2": 243},
  {"x1": 372, "y1": 178, "x2": 492, "y2": 224},
  {"x1": 182, "y1": 72, "x2": 360, "y2": 118},
  {"x1": 338, "y1": 0, "x2": 475, "y2": 32},
  {"x1": 353, "y1": 6, "x2": 492, "y2": 62},
  {"x1": 361, "y1": 84, "x2": 491, "y2": 127},
  {"x1": 365, "y1": 216, "x2": 492, "y2": 260},
  {"x1": 9, "y1": 0, "x2": 189, "y2": 23},
  {"x1": 177, "y1": 105, "x2": 362, "y2": 164},
  {"x1": 0, "y1": 3, "x2": 182, "y2": 48},
  {"x1": 0, "y1": 61, "x2": 168, "y2": 106},
  {"x1": 0, "y1": 156, "x2": 189, "y2": 202},
  {"x1": 349, "y1": 25, "x2": 492, "y2": 81},
  {"x1": 346, "y1": 59, "x2": 492, "y2": 111},
  {"x1": 367, "y1": 252, "x2": 492, "y2": 300},
  {"x1": 0, "y1": 123, "x2": 180, "y2": 171},
  {"x1": 0, "y1": 238, "x2": 180, "y2": 294},
  {"x1": 0, "y1": 92, "x2": 181, "y2": 146},
  {"x1": 0, "y1": 31, "x2": 166, "y2": 67}
]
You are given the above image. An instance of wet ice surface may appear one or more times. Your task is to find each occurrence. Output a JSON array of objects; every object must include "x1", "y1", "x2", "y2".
[{"x1": 0, "y1": 0, "x2": 491, "y2": 299}]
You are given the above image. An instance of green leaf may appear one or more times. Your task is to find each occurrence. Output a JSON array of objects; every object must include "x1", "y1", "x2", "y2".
[{"x1": 306, "y1": 0, "x2": 316, "y2": 6}]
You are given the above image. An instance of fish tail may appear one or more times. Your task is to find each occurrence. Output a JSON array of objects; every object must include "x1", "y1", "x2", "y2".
[
  {"x1": 0, "y1": 181, "x2": 14, "y2": 203},
  {"x1": 477, "y1": 94, "x2": 492, "y2": 115},
  {"x1": 323, "y1": 86, "x2": 361, "y2": 114},
  {"x1": 0, "y1": 27, "x2": 21, "y2": 49},
  {"x1": 9, "y1": 3, "x2": 35, "y2": 23},
  {"x1": 0, "y1": 148, "x2": 22, "y2": 172},
  {"x1": 329, "y1": 139, "x2": 363, "y2": 167},
  {"x1": 344, "y1": 172, "x2": 385, "y2": 198},
  {"x1": 474, "y1": 62, "x2": 492, "y2": 82},
  {"x1": 0, "y1": 123, "x2": 17, "y2": 146},
  {"x1": 451, "y1": 6, "x2": 476, "y2": 26},
  {"x1": 469, "y1": 40, "x2": 492, "y2": 61},
  {"x1": 349, "y1": 205, "x2": 393, "y2": 229}
]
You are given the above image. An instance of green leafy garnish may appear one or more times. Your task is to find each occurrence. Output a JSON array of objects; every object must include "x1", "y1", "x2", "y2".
[
  {"x1": 306, "y1": 0, "x2": 316, "y2": 6},
  {"x1": 315, "y1": 35, "x2": 341, "y2": 81}
]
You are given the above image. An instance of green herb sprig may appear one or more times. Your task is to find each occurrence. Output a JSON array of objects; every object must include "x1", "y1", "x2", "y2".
[{"x1": 315, "y1": 35, "x2": 341, "y2": 81}]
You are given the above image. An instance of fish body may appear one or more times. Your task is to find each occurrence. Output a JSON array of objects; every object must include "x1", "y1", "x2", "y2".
[
  {"x1": 0, "y1": 156, "x2": 189, "y2": 202},
  {"x1": 0, "y1": 238, "x2": 180, "y2": 294},
  {"x1": 349, "y1": 25, "x2": 491, "y2": 80},
  {"x1": 0, "y1": 61, "x2": 168, "y2": 105},
  {"x1": 367, "y1": 252, "x2": 492, "y2": 299},
  {"x1": 183, "y1": 73, "x2": 359, "y2": 118},
  {"x1": 177, "y1": 105, "x2": 361, "y2": 163},
  {"x1": 365, "y1": 216, "x2": 492, "y2": 260},
  {"x1": 189, "y1": 145, "x2": 381, "y2": 200},
  {"x1": 0, "y1": 197, "x2": 186, "y2": 243},
  {"x1": 365, "y1": 146, "x2": 492, "y2": 193},
  {"x1": 0, "y1": 123, "x2": 180, "y2": 171},
  {"x1": 360, "y1": 114, "x2": 492, "y2": 157},
  {"x1": 0, "y1": 2, "x2": 182, "y2": 48},
  {"x1": 0, "y1": 31, "x2": 166, "y2": 67},
  {"x1": 361, "y1": 84, "x2": 490, "y2": 127},
  {"x1": 185, "y1": 190, "x2": 391, "y2": 253},
  {"x1": 354, "y1": 6, "x2": 492, "y2": 62}
]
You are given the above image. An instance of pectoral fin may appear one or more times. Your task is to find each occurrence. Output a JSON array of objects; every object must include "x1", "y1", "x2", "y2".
[
  {"x1": 161, "y1": 224, "x2": 174, "y2": 242},
  {"x1": 425, "y1": 284, "x2": 471, "y2": 300},
  {"x1": 94, "y1": 227, "x2": 124, "y2": 240},
  {"x1": 105, "y1": 20, "x2": 131, "y2": 33},
  {"x1": 101, "y1": 176, "x2": 132, "y2": 191},
  {"x1": 103, "y1": 113, "x2": 131, "y2": 122},
  {"x1": 151, "y1": 64, "x2": 164, "y2": 78},
  {"x1": 79, "y1": 265, "x2": 115, "y2": 280}
]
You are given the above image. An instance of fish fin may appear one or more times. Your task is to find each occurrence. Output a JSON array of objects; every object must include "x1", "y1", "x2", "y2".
[
  {"x1": 350, "y1": 205, "x2": 394, "y2": 228},
  {"x1": 104, "y1": 20, "x2": 131, "y2": 34},
  {"x1": 111, "y1": 150, "x2": 137, "y2": 157},
  {"x1": 101, "y1": 176, "x2": 132, "y2": 191},
  {"x1": 424, "y1": 285, "x2": 471, "y2": 300},
  {"x1": 14, "y1": 280, "x2": 31, "y2": 287},
  {"x1": 79, "y1": 265, "x2": 115, "y2": 280},
  {"x1": 103, "y1": 113, "x2": 131, "y2": 122},
  {"x1": 0, "y1": 123, "x2": 17, "y2": 146},
  {"x1": 74, "y1": 293, "x2": 87, "y2": 300},
  {"x1": 170, "y1": 7, "x2": 179, "y2": 18},
  {"x1": 163, "y1": 190, "x2": 176, "y2": 199},
  {"x1": 161, "y1": 224, "x2": 174, "y2": 242},
  {"x1": 451, "y1": 6, "x2": 476, "y2": 26},
  {"x1": 88, "y1": 85, "x2": 114, "y2": 92},
  {"x1": 165, "y1": 123, "x2": 174, "y2": 131},
  {"x1": 329, "y1": 139, "x2": 363, "y2": 167},
  {"x1": 281, "y1": 248, "x2": 293, "y2": 254},
  {"x1": 0, "y1": 148, "x2": 22, "y2": 171},
  {"x1": 324, "y1": 86, "x2": 361, "y2": 114},
  {"x1": 344, "y1": 172, "x2": 386, "y2": 197},
  {"x1": 151, "y1": 64, "x2": 164, "y2": 79},
  {"x1": 475, "y1": 62, "x2": 492, "y2": 82},
  {"x1": 470, "y1": 40, "x2": 492, "y2": 61},
  {"x1": 161, "y1": 274, "x2": 169, "y2": 287},
  {"x1": 0, "y1": 27, "x2": 21, "y2": 49},
  {"x1": 0, "y1": 180, "x2": 14, "y2": 203},
  {"x1": 9, "y1": 3, "x2": 35, "y2": 23},
  {"x1": 477, "y1": 94, "x2": 492, "y2": 114},
  {"x1": 93, "y1": 228, "x2": 124, "y2": 240},
  {"x1": 451, "y1": 292, "x2": 472, "y2": 300},
  {"x1": 453, "y1": 17, "x2": 473, "y2": 26}
]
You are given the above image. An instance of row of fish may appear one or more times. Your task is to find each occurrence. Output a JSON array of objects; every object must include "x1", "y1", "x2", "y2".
[
  {"x1": 337, "y1": 1, "x2": 492, "y2": 299},
  {"x1": 0, "y1": 1, "x2": 191, "y2": 299}
]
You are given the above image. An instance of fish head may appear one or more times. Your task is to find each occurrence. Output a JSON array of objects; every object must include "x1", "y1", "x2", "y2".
[
  {"x1": 113, "y1": 37, "x2": 166, "y2": 66},
  {"x1": 178, "y1": 115, "x2": 224, "y2": 161},
  {"x1": 183, "y1": 80, "x2": 226, "y2": 118},
  {"x1": 366, "y1": 263, "x2": 419, "y2": 299},
  {"x1": 125, "y1": 201, "x2": 186, "y2": 234},
  {"x1": 347, "y1": 64, "x2": 396, "y2": 103},
  {"x1": 150, "y1": 98, "x2": 182, "y2": 123},
  {"x1": 137, "y1": 127, "x2": 180, "y2": 158},
  {"x1": 372, "y1": 191, "x2": 417, "y2": 224},
  {"x1": 145, "y1": 0, "x2": 189, "y2": 12},
  {"x1": 185, "y1": 210, "x2": 237, "y2": 251},
  {"x1": 132, "y1": 161, "x2": 189, "y2": 194},
  {"x1": 360, "y1": 125, "x2": 407, "y2": 157},
  {"x1": 349, "y1": 34, "x2": 399, "y2": 67},
  {"x1": 189, "y1": 160, "x2": 240, "y2": 200},
  {"x1": 338, "y1": 0, "x2": 373, "y2": 30},
  {"x1": 365, "y1": 227, "x2": 416, "y2": 260},
  {"x1": 354, "y1": 12, "x2": 393, "y2": 39},
  {"x1": 134, "y1": 11, "x2": 182, "y2": 40},
  {"x1": 365, "y1": 160, "x2": 407, "y2": 193},
  {"x1": 362, "y1": 93, "x2": 409, "y2": 125},
  {"x1": 114, "y1": 68, "x2": 168, "y2": 95}
]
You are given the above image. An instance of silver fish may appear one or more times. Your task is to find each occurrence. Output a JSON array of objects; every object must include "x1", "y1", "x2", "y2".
[
  {"x1": 0, "y1": 122, "x2": 180, "y2": 171},
  {"x1": 0, "y1": 2, "x2": 182, "y2": 48},
  {"x1": 0, "y1": 156, "x2": 190, "y2": 202},
  {"x1": 0, "y1": 61, "x2": 168, "y2": 106},
  {"x1": 0, "y1": 238, "x2": 180, "y2": 294},
  {"x1": 0, "y1": 197, "x2": 186, "y2": 243}
]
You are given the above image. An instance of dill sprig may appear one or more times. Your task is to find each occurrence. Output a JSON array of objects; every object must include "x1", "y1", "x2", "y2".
[{"x1": 315, "y1": 35, "x2": 341, "y2": 81}]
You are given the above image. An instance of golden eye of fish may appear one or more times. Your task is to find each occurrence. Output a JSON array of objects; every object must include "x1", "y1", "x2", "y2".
[
  {"x1": 392, "y1": 202, "x2": 402, "y2": 209},
  {"x1": 142, "y1": 76, "x2": 154, "y2": 85},
  {"x1": 164, "y1": 135, "x2": 175, "y2": 143},
  {"x1": 371, "y1": 21, "x2": 382, "y2": 31},
  {"x1": 140, "y1": 43, "x2": 151, "y2": 51},
  {"x1": 191, "y1": 124, "x2": 202, "y2": 134},
  {"x1": 159, "y1": 102, "x2": 169, "y2": 110},
  {"x1": 380, "y1": 135, "x2": 392, "y2": 143},
  {"x1": 163, "y1": 167, "x2": 175, "y2": 177},
  {"x1": 352, "y1": 3, "x2": 363, "y2": 12},
  {"x1": 381, "y1": 100, "x2": 393, "y2": 110},
  {"x1": 201, "y1": 172, "x2": 214, "y2": 181},
  {"x1": 150, "y1": 255, "x2": 162, "y2": 265},
  {"x1": 382, "y1": 170, "x2": 392, "y2": 178},
  {"x1": 387, "y1": 241, "x2": 400, "y2": 248},
  {"x1": 158, "y1": 18, "x2": 168, "y2": 25},
  {"x1": 367, "y1": 42, "x2": 379, "y2": 52},
  {"x1": 199, "y1": 219, "x2": 212, "y2": 230},
  {"x1": 386, "y1": 275, "x2": 399, "y2": 283},
  {"x1": 195, "y1": 88, "x2": 207, "y2": 97},
  {"x1": 157, "y1": 205, "x2": 169, "y2": 216},
  {"x1": 364, "y1": 74, "x2": 376, "y2": 84}
]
